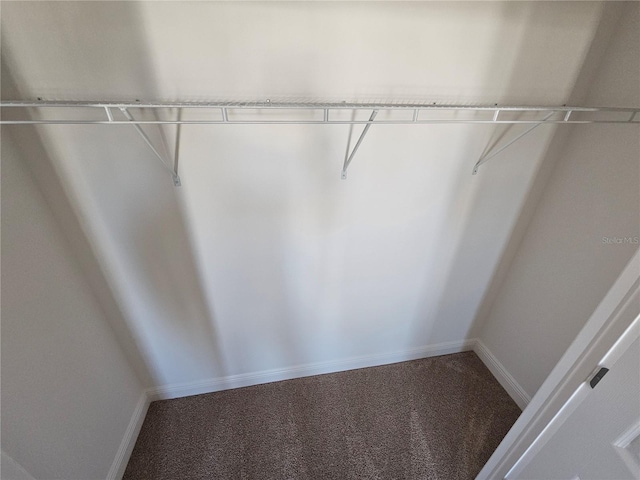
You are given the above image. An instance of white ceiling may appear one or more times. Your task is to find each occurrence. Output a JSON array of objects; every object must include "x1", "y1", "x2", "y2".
[{"x1": 1, "y1": 2, "x2": 610, "y2": 386}]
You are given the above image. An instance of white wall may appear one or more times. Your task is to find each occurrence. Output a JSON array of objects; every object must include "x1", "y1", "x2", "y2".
[
  {"x1": 1, "y1": 451, "x2": 35, "y2": 480},
  {"x1": 1, "y1": 2, "x2": 608, "y2": 388},
  {"x1": 1, "y1": 134, "x2": 144, "y2": 479},
  {"x1": 478, "y1": 3, "x2": 640, "y2": 399}
]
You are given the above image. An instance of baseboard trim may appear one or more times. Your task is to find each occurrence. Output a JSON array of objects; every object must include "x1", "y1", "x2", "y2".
[
  {"x1": 110, "y1": 339, "x2": 521, "y2": 477},
  {"x1": 474, "y1": 339, "x2": 530, "y2": 409},
  {"x1": 147, "y1": 339, "x2": 476, "y2": 401},
  {"x1": 107, "y1": 392, "x2": 150, "y2": 480}
]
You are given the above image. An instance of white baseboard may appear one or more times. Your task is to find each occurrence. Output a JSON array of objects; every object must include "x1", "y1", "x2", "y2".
[
  {"x1": 110, "y1": 339, "x2": 524, "y2": 478},
  {"x1": 147, "y1": 339, "x2": 476, "y2": 401},
  {"x1": 108, "y1": 340, "x2": 474, "y2": 477},
  {"x1": 474, "y1": 339, "x2": 531, "y2": 410},
  {"x1": 107, "y1": 392, "x2": 150, "y2": 480}
]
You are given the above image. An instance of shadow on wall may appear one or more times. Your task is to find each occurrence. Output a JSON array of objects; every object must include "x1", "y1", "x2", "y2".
[
  {"x1": 1, "y1": 1, "x2": 227, "y2": 386},
  {"x1": 410, "y1": 1, "x2": 605, "y2": 345},
  {"x1": 171, "y1": 50, "x2": 357, "y2": 373},
  {"x1": 279, "y1": 121, "x2": 346, "y2": 365},
  {"x1": 1, "y1": 61, "x2": 155, "y2": 387},
  {"x1": 169, "y1": 1, "x2": 609, "y2": 373},
  {"x1": 465, "y1": 1, "x2": 628, "y2": 344},
  {"x1": 0, "y1": 1, "x2": 611, "y2": 389},
  {"x1": 175, "y1": 124, "x2": 332, "y2": 374}
]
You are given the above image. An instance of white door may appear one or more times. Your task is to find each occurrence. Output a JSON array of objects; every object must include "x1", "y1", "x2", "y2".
[{"x1": 508, "y1": 315, "x2": 640, "y2": 480}]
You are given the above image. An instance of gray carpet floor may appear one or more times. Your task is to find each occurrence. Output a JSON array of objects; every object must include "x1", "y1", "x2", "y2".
[{"x1": 123, "y1": 351, "x2": 521, "y2": 479}]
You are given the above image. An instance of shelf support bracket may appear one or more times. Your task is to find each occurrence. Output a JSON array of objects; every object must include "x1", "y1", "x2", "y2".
[
  {"x1": 341, "y1": 110, "x2": 378, "y2": 179},
  {"x1": 120, "y1": 107, "x2": 181, "y2": 186},
  {"x1": 472, "y1": 112, "x2": 555, "y2": 175}
]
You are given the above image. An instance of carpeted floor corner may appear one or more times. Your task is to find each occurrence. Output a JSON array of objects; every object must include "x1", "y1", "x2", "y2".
[{"x1": 123, "y1": 351, "x2": 521, "y2": 479}]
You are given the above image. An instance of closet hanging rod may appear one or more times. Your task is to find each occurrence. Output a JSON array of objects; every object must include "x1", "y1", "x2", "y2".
[{"x1": 0, "y1": 100, "x2": 638, "y2": 125}]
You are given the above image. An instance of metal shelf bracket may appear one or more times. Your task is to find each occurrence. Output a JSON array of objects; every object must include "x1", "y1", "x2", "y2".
[
  {"x1": 472, "y1": 111, "x2": 555, "y2": 174},
  {"x1": 341, "y1": 110, "x2": 378, "y2": 179},
  {"x1": 119, "y1": 107, "x2": 181, "y2": 186}
]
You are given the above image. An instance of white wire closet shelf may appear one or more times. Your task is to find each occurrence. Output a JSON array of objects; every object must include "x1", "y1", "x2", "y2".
[{"x1": 2, "y1": 99, "x2": 639, "y2": 186}]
